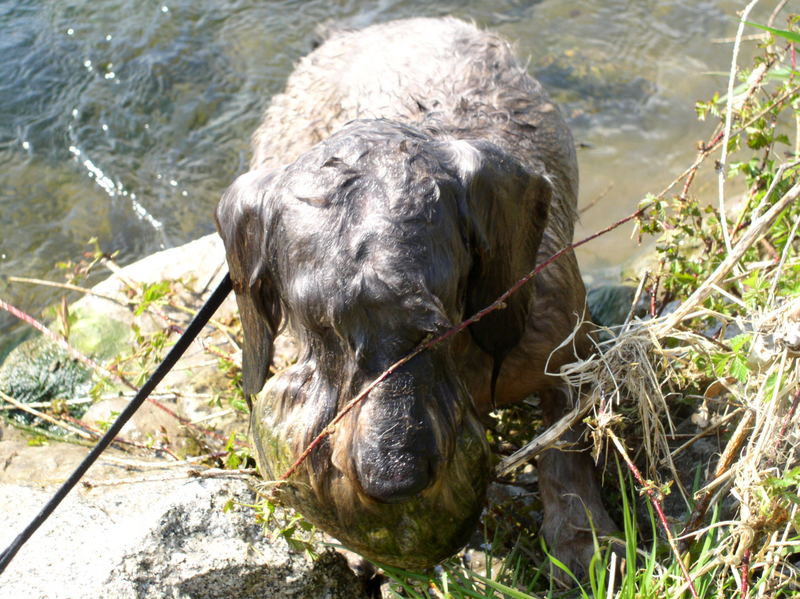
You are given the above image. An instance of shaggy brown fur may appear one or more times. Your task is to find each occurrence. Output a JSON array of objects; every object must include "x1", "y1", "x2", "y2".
[{"x1": 216, "y1": 17, "x2": 614, "y2": 573}]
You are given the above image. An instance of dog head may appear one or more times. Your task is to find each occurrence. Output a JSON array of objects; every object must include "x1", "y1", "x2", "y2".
[{"x1": 216, "y1": 119, "x2": 551, "y2": 568}]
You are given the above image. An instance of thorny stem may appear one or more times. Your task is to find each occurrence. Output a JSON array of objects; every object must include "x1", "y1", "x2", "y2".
[
  {"x1": 680, "y1": 129, "x2": 724, "y2": 201},
  {"x1": 280, "y1": 173, "x2": 798, "y2": 483},
  {"x1": 608, "y1": 429, "x2": 700, "y2": 599},
  {"x1": 277, "y1": 205, "x2": 648, "y2": 484},
  {"x1": 741, "y1": 549, "x2": 750, "y2": 598}
]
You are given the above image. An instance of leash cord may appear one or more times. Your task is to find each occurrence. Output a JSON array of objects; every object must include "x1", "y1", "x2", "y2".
[{"x1": 0, "y1": 273, "x2": 232, "y2": 575}]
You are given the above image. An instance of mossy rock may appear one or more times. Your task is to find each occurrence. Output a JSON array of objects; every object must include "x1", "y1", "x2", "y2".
[
  {"x1": 66, "y1": 307, "x2": 131, "y2": 361},
  {"x1": 0, "y1": 336, "x2": 92, "y2": 428}
]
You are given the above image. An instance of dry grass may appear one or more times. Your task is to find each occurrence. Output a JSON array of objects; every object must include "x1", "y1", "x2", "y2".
[{"x1": 499, "y1": 256, "x2": 800, "y2": 596}]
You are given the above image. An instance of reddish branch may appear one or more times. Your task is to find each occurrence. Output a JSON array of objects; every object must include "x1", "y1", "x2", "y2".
[
  {"x1": 277, "y1": 204, "x2": 649, "y2": 483},
  {"x1": 680, "y1": 129, "x2": 725, "y2": 201},
  {"x1": 609, "y1": 430, "x2": 700, "y2": 599},
  {"x1": 741, "y1": 549, "x2": 750, "y2": 598},
  {"x1": 62, "y1": 414, "x2": 180, "y2": 460}
]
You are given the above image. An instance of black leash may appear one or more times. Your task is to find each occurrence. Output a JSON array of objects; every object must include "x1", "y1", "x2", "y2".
[{"x1": 0, "y1": 272, "x2": 232, "y2": 575}]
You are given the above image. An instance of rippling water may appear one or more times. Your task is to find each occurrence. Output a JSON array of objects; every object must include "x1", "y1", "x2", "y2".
[{"x1": 0, "y1": 0, "x2": 786, "y2": 343}]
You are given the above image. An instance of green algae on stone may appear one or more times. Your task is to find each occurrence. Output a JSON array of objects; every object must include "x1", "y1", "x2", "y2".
[
  {"x1": 66, "y1": 307, "x2": 131, "y2": 361},
  {"x1": 0, "y1": 336, "x2": 92, "y2": 427}
]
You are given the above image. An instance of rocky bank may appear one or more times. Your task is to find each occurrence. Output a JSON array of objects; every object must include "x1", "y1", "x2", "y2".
[{"x1": 0, "y1": 234, "x2": 366, "y2": 599}]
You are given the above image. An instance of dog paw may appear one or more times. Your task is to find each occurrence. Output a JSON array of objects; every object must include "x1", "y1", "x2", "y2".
[{"x1": 539, "y1": 489, "x2": 619, "y2": 583}]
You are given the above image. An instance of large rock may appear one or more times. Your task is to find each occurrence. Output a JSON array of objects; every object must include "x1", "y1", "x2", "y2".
[
  {"x1": 0, "y1": 234, "x2": 365, "y2": 598},
  {"x1": 0, "y1": 474, "x2": 368, "y2": 599}
]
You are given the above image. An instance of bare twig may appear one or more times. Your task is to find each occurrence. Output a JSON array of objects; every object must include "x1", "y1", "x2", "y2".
[
  {"x1": 608, "y1": 429, "x2": 700, "y2": 599},
  {"x1": 767, "y1": 0, "x2": 790, "y2": 28},
  {"x1": 579, "y1": 182, "x2": 614, "y2": 215},
  {"x1": 719, "y1": 0, "x2": 762, "y2": 252},
  {"x1": 81, "y1": 467, "x2": 258, "y2": 488},
  {"x1": 0, "y1": 390, "x2": 93, "y2": 440},
  {"x1": 670, "y1": 407, "x2": 743, "y2": 459},
  {"x1": 680, "y1": 409, "x2": 755, "y2": 549},
  {"x1": 711, "y1": 33, "x2": 767, "y2": 44},
  {"x1": 4, "y1": 276, "x2": 130, "y2": 307},
  {"x1": 0, "y1": 397, "x2": 92, "y2": 411},
  {"x1": 61, "y1": 415, "x2": 180, "y2": 460},
  {"x1": 0, "y1": 389, "x2": 180, "y2": 459},
  {"x1": 495, "y1": 393, "x2": 595, "y2": 477}
]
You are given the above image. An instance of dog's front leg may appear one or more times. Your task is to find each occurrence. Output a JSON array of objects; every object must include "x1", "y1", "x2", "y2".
[{"x1": 537, "y1": 386, "x2": 617, "y2": 579}]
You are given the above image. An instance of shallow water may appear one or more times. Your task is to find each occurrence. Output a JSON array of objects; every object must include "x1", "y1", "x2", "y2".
[{"x1": 0, "y1": 0, "x2": 788, "y2": 341}]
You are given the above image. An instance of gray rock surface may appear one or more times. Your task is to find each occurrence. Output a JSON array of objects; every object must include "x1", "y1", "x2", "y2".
[
  {"x1": 0, "y1": 474, "x2": 368, "y2": 599},
  {"x1": 82, "y1": 397, "x2": 183, "y2": 447}
]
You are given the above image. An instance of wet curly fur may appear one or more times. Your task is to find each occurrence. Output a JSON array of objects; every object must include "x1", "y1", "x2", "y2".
[{"x1": 216, "y1": 17, "x2": 615, "y2": 572}]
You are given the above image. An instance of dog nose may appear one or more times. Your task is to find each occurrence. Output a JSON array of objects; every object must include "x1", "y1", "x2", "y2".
[{"x1": 356, "y1": 450, "x2": 434, "y2": 503}]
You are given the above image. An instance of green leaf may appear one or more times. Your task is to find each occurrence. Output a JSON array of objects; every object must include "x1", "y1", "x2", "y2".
[
  {"x1": 225, "y1": 451, "x2": 241, "y2": 469},
  {"x1": 729, "y1": 355, "x2": 749, "y2": 383},
  {"x1": 767, "y1": 467, "x2": 800, "y2": 489},
  {"x1": 729, "y1": 333, "x2": 751, "y2": 353},
  {"x1": 134, "y1": 280, "x2": 171, "y2": 316},
  {"x1": 746, "y1": 22, "x2": 800, "y2": 44}
]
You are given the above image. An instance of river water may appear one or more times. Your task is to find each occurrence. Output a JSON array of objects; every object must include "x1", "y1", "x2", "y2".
[{"x1": 0, "y1": 0, "x2": 789, "y2": 343}]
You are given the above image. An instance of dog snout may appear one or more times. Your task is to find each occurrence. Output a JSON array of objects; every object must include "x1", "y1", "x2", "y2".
[
  {"x1": 356, "y1": 445, "x2": 435, "y2": 503},
  {"x1": 351, "y1": 368, "x2": 440, "y2": 503}
]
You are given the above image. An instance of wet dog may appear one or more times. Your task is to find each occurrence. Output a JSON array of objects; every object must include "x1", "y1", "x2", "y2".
[{"x1": 216, "y1": 17, "x2": 614, "y2": 572}]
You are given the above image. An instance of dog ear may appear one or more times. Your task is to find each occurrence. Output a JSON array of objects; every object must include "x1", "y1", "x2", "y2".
[
  {"x1": 440, "y1": 140, "x2": 552, "y2": 398},
  {"x1": 215, "y1": 171, "x2": 282, "y2": 401}
]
